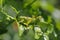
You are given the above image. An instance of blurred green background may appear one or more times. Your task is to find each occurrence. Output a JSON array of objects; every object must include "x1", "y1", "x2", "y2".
[{"x1": 0, "y1": 0, "x2": 60, "y2": 40}]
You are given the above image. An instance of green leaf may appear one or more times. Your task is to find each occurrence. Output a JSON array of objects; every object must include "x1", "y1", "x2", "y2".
[
  {"x1": 0, "y1": 12, "x2": 7, "y2": 21},
  {"x1": 31, "y1": 0, "x2": 40, "y2": 10},
  {"x1": 0, "y1": 0, "x2": 5, "y2": 10},
  {"x1": 3, "y1": 5, "x2": 18, "y2": 18},
  {"x1": 23, "y1": 0, "x2": 34, "y2": 8}
]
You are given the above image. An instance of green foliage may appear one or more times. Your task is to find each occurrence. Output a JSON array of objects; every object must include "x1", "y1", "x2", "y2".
[{"x1": 0, "y1": 0, "x2": 60, "y2": 40}]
